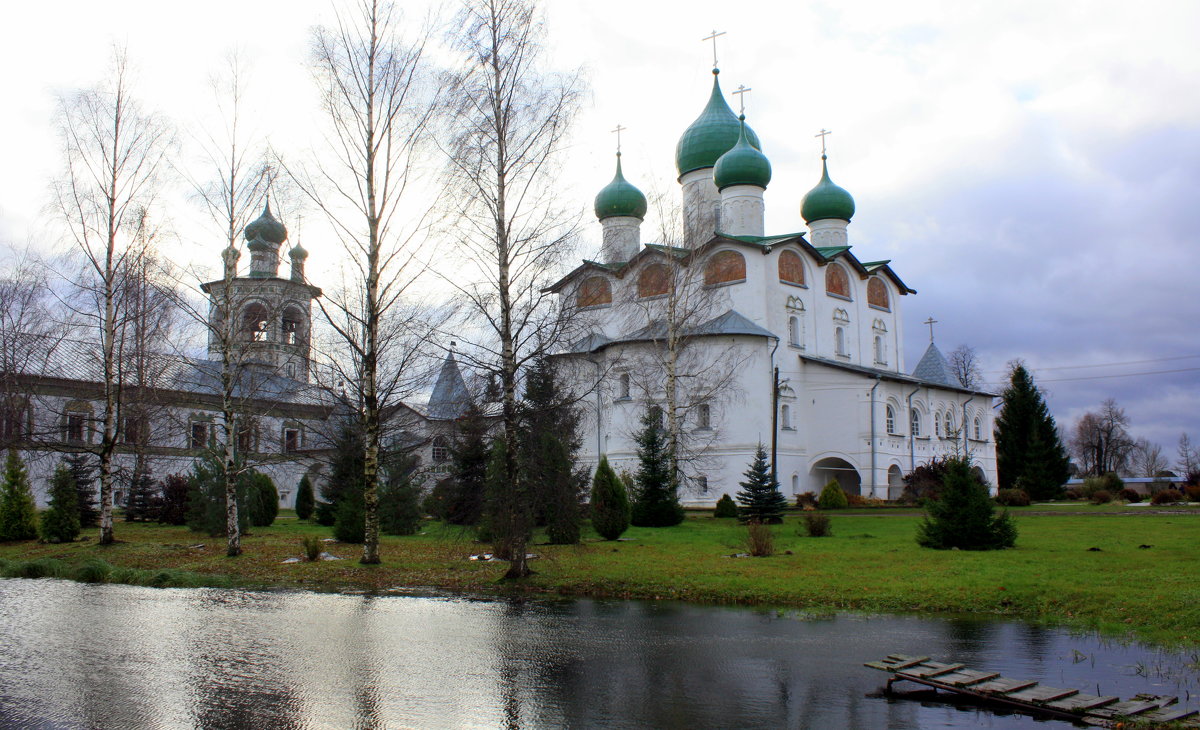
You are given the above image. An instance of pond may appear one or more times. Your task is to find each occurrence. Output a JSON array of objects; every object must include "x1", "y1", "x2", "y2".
[{"x1": 0, "y1": 579, "x2": 1195, "y2": 728}]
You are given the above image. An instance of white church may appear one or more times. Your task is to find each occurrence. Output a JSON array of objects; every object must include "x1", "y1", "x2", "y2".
[{"x1": 550, "y1": 67, "x2": 997, "y2": 505}]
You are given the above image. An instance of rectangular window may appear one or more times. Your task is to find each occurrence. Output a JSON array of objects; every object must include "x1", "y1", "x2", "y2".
[
  {"x1": 697, "y1": 403, "x2": 711, "y2": 429},
  {"x1": 66, "y1": 414, "x2": 86, "y2": 443},
  {"x1": 283, "y1": 428, "x2": 301, "y2": 453},
  {"x1": 122, "y1": 416, "x2": 146, "y2": 445},
  {"x1": 237, "y1": 425, "x2": 255, "y2": 454},
  {"x1": 190, "y1": 422, "x2": 208, "y2": 450}
]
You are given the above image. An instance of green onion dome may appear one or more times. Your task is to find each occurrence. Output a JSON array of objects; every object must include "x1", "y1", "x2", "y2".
[
  {"x1": 800, "y1": 155, "x2": 855, "y2": 223},
  {"x1": 713, "y1": 116, "x2": 771, "y2": 190},
  {"x1": 675, "y1": 69, "x2": 761, "y2": 179},
  {"x1": 594, "y1": 154, "x2": 648, "y2": 220},
  {"x1": 289, "y1": 242, "x2": 308, "y2": 261},
  {"x1": 244, "y1": 202, "x2": 288, "y2": 247}
]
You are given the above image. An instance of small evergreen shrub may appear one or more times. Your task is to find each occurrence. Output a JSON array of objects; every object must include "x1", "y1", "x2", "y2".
[
  {"x1": 245, "y1": 472, "x2": 279, "y2": 527},
  {"x1": 995, "y1": 488, "x2": 1030, "y2": 507},
  {"x1": 1151, "y1": 489, "x2": 1183, "y2": 505},
  {"x1": 745, "y1": 520, "x2": 774, "y2": 557},
  {"x1": 66, "y1": 454, "x2": 99, "y2": 529},
  {"x1": 40, "y1": 465, "x2": 81, "y2": 544},
  {"x1": 916, "y1": 457, "x2": 1016, "y2": 550},
  {"x1": 423, "y1": 477, "x2": 454, "y2": 522},
  {"x1": 630, "y1": 408, "x2": 684, "y2": 528},
  {"x1": 186, "y1": 456, "x2": 250, "y2": 537},
  {"x1": 735, "y1": 446, "x2": 788, "y2": 524},
  {"x1": 590, "y1": 456, "x2": 630, "y2": 541},
  {"x1": 0, "y1": 450, "x2": 39, "y2": 541},
  {"x1": 302, "y1": 535, "x2": 323, "y2": 562},
  {"x1": 157, "y1": 474, "x2": 190, "y2": 526},
  {"x1": 1118, "y1": 488, "x2": 1142, "y2": 503},
  {"x1": 803, "y1": 511, "x2": 832, "y2": 537},
  {"x1": 1090, "y1": 490, "x2": 1113, "y2": 504},
  {"x1": 333, "y1": 488, "x2": 366, "y2": 543},
  {"x1": 74, "y1": 558, "x2": 113, "y2": 583},
  {"x1": 123, "y1": 472, "x2": 160, "y2": 522},
  {"x1": 713, "y1": 494, "x2": 738, "y2": 518},
  {"x1": 380, "y1": 472, "x2": 423, "y2": 537},
  {"x1": 1063, "y1": 489, "x2": 1081, "y2": 501},
  {"x1": 295, "y1": 475, "x2": 315, "y2": 520},
  {"x1": 818, "y1": 480, "x2": 848, "y2": 510}
]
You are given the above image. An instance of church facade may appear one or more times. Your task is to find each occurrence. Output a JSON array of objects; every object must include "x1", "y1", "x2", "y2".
[{"x1": 550, "y1": 68, "x2": 997, "y2": 505}]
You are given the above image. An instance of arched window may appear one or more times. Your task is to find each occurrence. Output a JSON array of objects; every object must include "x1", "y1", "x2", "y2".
[
  {"x1": 867, "y1": 277, "x2": 890, "y2": 310},
  {"x1": 791, "y1": 474, "x2": 799, "y2": 494},
  {"x1": 885, "y1": 404, "x2": 896, "y2": 434},
  {"x1": 697, "y1": 403, "x2": 711, "y2": 429},
  {"x1": 825, "y1": 263, "x2": 850, "y2": 299},
  {"x1": 432, "y1": 435, "x2": 449, "y2": 463},
  {"x1": 281, "y1": 305, "x2": 307, "y2": 346},
  {"x1": 577, "y1": 276, "x2": 612, "y2": 308},
  {"x1": 703, "y1": 250, "x2": 746, "y2": 286},
  {"x1": 241, "y1": 302, "x2": 271, "y2": 342},
  {"x1": 974, "y1": 416, "x2": 982, "y2": 440},
  {"x1": 618, "y1": 373, "x2": 631, "y2": 399},
  {"x1": 778, "y1": 250, "x2": 805, "y2": 286},
  {"x1": 788, "y1": 316, "x2": 801, "y2": 347},
  {"x1": 835, "y1": 326, "x2": 847, "y2": 356},
  {"x1": 944, "y1": 412, "x2": 954, "y2": 437},
  {"x1": 781, "y1": 404, "x2": 791, "y2": 429},
  {"x1": 910, "y1": 409, "x2": 921, "y2": 437},
  {"x1": 637, "y1": 263, "x2": 670, "y2": 298},
  {"x1": 873, "y1": 335, "x2": 885, "y2": 364},
  {"x1": 934, "y1": 413, "x2": 941, "y2": 437}
]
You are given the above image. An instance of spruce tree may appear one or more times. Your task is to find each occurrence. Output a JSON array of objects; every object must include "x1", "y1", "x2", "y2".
[
  {"x1": 590, "y1": 455, "x2": 629, "y2": 540},
  {"x1": 124, "y1": 470, "x2": 160, "y2": 522},
  {"x1": 66, "y1": 453, "x2": 99, "y2": 529},
  {"x1": 40, "y1": 464, "x2": 81, "y2": 544},
  {"x1": 917, "y1": 457, "x2": 1016, "y2": 550},
  {"x1": 319, "y1": 423, "x2": 364, "y2": 527},
  {"x1": 295, "y1": 475, "x2": 315, "y2": 520},
  {"x1": 379, "y1": 453, "x2": 422, "y2": 536},
  {"x1": 995, "y1": 363, "x2": 1071, "y2": 500},
  {"x1": 518, "y1": 357, "x2": 584, "y2": 541},
  {"x1": 186, "y1": 455, "x2": 250, "y2": 538},
  {"x1": 631, "y1": 407, "x2": 684, "y2": 527},
  {"x1": 245, "y1": 471, "x2": 278, "y2": 527},
  {"x1": 447, "y1": 406, "x2": 490, "y2": 525},
  {"x1": 735, "y1": 445, "x2": 788, "y2": 524},
  {"x1": 157, "y1": 474, "x2": 189, "y2": 526},
  {"x1": 483, "y1": 437, "x2": 530, "y2": 559},
  {"x1": 0, "y1": 450, "x2": 38, "y2": 541}
]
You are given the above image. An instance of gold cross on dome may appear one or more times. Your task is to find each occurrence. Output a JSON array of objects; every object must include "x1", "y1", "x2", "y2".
[
  {"x1": 815, "y1": 128, "x2": 832, "y2": 155},
  {"x1": 702, "y1": 29, "x2": 726, "y2": 68},
  {"x1": 732, "y1": 85, "x2": 752, "y2": 115},
  {"x1": 611, "y1": 124, "x2": 626, "y2": 154}
]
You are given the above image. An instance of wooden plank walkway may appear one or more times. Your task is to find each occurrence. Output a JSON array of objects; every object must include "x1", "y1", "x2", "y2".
[{"x1": 865, "y1": 654, "x2": 1200, "y2": 728}]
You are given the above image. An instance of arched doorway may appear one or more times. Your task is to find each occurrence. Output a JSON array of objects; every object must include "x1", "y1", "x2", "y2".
[
  {"x1": 811, "y1": 457, "x2": 861, "y2": 496},
  {"x1": 887, "y1": 465, "x2": 904, "y2": 501}
]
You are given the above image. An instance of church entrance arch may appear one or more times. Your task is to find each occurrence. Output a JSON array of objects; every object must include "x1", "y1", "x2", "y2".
[
  {"x1": 810, "y1": 457, "x2": 861, "y2": 496},
  {"x1": 887, "y1": 465, "x2": 904, "y2": 501}
]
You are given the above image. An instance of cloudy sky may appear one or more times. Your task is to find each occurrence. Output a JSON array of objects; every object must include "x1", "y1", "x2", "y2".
[{"x1": 1, "y1": 0, "x2": 1197, "y2": 458}]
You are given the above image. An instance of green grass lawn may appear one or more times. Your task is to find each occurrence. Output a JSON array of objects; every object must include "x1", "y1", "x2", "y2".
[{"x1": 2, "y1": 506, "x2": 1198, "y2": 648}]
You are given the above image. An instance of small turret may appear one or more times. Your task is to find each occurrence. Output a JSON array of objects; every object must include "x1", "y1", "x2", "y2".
[
  {"x1": 245, "y1": 202, "x2": 288, "y2": 278},
  {"x1": 594, "y1": 153, "x2": 647, "y2": 263},
  {"x1": 801, "y1": 154, "x2": 855, "y2": 246},
  {"x1": 714, "y1": 115, "x2": 771, "y2": 236},
  {"x1": 289, "y1": 242, "x2": 308, "y2": 283}
]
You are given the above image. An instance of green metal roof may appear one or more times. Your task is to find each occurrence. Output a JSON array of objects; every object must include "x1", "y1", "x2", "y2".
[
  {"x1": 245, "y1": 202, "x2": 288, "y2": 245},
  {"x1": 713, "y1": 117, "x2": 771, "y2": 190},
  {"x1": 800, "y1": 156, "x2": 855, "y2": 223},
  {"x1": 594, "y1": 154, "x2": 647, "y2": 220},
  {"x1": 675, "y1": 70, "x2": 762, "y2": 178},
  {"x1": 813, "y1": 245, "x2": 851, "y2": 260}
]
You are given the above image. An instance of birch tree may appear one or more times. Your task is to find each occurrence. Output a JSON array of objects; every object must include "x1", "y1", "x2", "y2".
[
  {"x1": 300, "y1": 0, "x2": 440, "y2": 564},
  {"x1": 181, "y1": 52, "x2": 272, "y2": 557},
  {"x1": 443, "y1": 0, "x2": 583, "y2": 578},
  {"x1": 53, "y1": 49, "x2": 172, "y2": 545}
]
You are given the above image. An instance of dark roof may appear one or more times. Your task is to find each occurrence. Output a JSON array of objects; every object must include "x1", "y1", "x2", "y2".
[
  {"x1": 564, "y1": 309, "x2": 774, "y2": 355},
  {"x1": 911, "y1": 342, "x2": 961, "y2": 388},
  {"x1": 798, "y1": 352, "x2": 996, "y2": 396},
  {"x1": 426, "y1": 352, "x2": 472, "y2": 420}
]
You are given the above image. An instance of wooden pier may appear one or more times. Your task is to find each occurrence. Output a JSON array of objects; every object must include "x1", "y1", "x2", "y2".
[{"x1": 865, "y1": 654, "x2": 1200, "y2": 728}]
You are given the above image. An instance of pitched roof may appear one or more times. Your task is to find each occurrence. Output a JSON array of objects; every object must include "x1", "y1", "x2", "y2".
[
  {"x1": 426, "y1": 352, "x2": 472, "y2": 420},
  {"x1": 912, "y1": 342, "x2": 962, "y2": 388}
]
